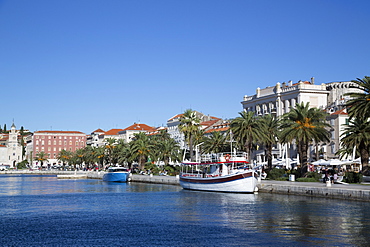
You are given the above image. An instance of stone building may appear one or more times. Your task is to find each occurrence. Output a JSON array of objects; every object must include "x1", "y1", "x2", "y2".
[
  {"x1": 28, "y1": 130, "x2": 87, "y2": 167},
  {"x1": 0, "y1": 123, "x2": 24, "y2": 168},
  {"x1": 241, "y1": 78, "x2": 361, "y2": 165}
]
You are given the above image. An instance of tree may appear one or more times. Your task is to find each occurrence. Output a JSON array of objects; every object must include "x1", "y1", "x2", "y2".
[
  {"x1": 117, "y1": 141, "x2": 135, "y2": 169},
  {"x1": 280, "y1": 102, "x2": 330, "y2": 175},
  {"x1": 19, "y1": 126, "x2": 26, "y2": 159},
  {"x1": 57, "y1": 149, "x2": 72, "y2": 169},
  {"x1": 157, "y1": 138, "x2": 181, "y2": 165},
  {"x1": 202, "y1": 131, "x2": 229, "y2": 154},
  {"x1": 178, "y1": 109, "x2": 201, "y2": 162},
  {"x1": 35, "y1": 151, "x2": 49, "y2": 168},
  {"x1": 340, "y1": 116, "x2": 370, "y2": 174},
  {"x1": 230, "y1": 111, "x2": 259, "y2": 162},
  {"x1": 257, "y1": 114, "x2": 279, "y2": 170},
  {"x1": 131, "y1": 132, "x2": 152, "y2": 170},
  {"x1": 345, "y1": 76, "x2": 370, "y2": 119},
  {"x1": 104, "y1": 138, "x2": 117, "y2": 167}
]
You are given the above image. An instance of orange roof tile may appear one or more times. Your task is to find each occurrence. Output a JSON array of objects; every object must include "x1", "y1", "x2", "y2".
[
  {"x1": 123, "y1": 123, "x2": 156, "y2": 132},
  {"x1": 92, "y1": 128, "x2": 105, "y2": 133},
  {"x1": 200, "y1": 119, "x2": 219, "y2": 127},
  {"x1": 331, "y1": 109, "x2": 347, "y2": 115},
  {"x1": 104, "y1": 129, "x2": 124, "y2": 135},
  {"x1": 205, "y1": 126, "x2": 230, "y2": 133},
  {"x1": 168, "y1": 114, "x2": 183, "y2": 121}
]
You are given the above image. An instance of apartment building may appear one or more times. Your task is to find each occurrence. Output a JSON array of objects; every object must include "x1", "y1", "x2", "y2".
[
  {"x1": 118, "y1": 123, "x2": 157, "y2": 143},
  {"x1": 30, "y1": 130, "x2": 87, "y2": 167}
]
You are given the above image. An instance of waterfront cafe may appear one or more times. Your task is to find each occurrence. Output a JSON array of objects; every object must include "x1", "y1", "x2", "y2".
[{"x1": 311, "y1": 159, "x2": 362, "y2": 173}]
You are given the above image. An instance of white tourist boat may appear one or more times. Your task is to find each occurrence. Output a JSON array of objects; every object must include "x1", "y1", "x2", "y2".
[{"x1": 179, "y1": 152, "x2": 259, "y2": 193}]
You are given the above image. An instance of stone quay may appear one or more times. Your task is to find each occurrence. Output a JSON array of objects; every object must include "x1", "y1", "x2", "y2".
[{"x1": 1, "y1": 170, "x2": 370, "y2": 201}]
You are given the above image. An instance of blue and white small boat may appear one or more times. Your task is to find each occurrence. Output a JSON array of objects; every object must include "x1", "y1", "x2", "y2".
[{"x1": 102, "y1": 167, "x2": 131, "y2": 182}]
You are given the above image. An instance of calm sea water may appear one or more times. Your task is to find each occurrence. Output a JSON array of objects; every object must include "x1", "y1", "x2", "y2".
[{"x1": 0, "y1": 174, "x2": 369, "y2": 247}]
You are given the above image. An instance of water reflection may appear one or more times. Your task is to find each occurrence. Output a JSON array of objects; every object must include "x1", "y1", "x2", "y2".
[{"x1": 0, "y1": 174, "x2": 369, "y2": 246}]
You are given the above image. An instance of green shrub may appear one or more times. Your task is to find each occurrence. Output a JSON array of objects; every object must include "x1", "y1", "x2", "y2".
[
  {"x1": 17, "y1": 160, "x2": 29, "y2": 169},
  {"x1": 163, "y1": 165, "x2": 180, "y2": 176},
  {"x1": 344, "y1": 172, "x2": 363, "y2": 183},
  {"x1": 267, "y1": 168, "x2": 286, "y2": 180},
  {"x1": 144, "y1": 163, "x2": 160, "y2": 175},
  {"x1": 296, "y1": 177, "x2": 317, "y2": 182},
  {"x1": 305, "y1": 172, "x2": 321, "y2": 181}
]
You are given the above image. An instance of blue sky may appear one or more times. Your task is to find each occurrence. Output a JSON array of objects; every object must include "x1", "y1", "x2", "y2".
[{"x1": 1, "y1": 0, "x2": 369, "y2": 134}]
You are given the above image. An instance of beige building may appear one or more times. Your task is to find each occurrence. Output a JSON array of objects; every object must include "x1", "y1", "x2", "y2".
[{"x1": 241, "y1": 78, "x2": 360, "y2": 165}]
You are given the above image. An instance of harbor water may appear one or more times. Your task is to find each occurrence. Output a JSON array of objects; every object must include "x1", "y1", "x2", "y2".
[{"x1": 1, "y1": 174, "x2": 369, "y2": 246}]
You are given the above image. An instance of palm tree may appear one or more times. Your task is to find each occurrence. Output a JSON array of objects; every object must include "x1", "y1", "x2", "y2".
[
  {"x1": 345, "y1": 76, "x2": 370, "y2": 119},
  {"x1": 72, "y1": 148, "x2": 85, "y2": 170},
  {"x1": 280, "y1": 102, "x2": 330, "y2": 175},
  {"x1": 157, "y1": 138, "x2": 181, "y2": 165},
  {"x1": 35, "y1": 151, "x2": 49, "y2": 169},
  {"x1": 95, "y1": 146, "x2": 106, "y2": 170},
  {"x1": 104, "y1": 138, "x2": 117, "y2": 167},
  {"x1": 202, "y1": 131, "x2": 229, "y2": 154},
  {"x1": 257, "y1": 114, "x2": 279, "y2": 170},
  {"x1": 117, "y1": 141, "x2": 136, "y2": 169},
  {"x1": 340, "y1": 116, "x2": 370, "y2": 174},
  {"x1": 80, "y1": 146, "x2": 96, "y2": 170},
  {"x1": 178, "y1": 109, "x2": 201, "y2": 162},
  {"x1": 230, "y1": 111, "x2": 259, "y2": 162},
  {"x1": 57, "y1": 149, "x2": 72, "y2": 169},
  {"x1": 131, "y1": 132, "x2": 152, "y2": 170}
]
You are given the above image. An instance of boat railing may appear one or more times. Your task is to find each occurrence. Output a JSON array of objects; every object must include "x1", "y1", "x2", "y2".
[
  {"x1": 200, "y1": 152, "x2": 248, "y2": 163},
  {"x1": 180, "y1": 172, "x2": 223, "y2": 178}
]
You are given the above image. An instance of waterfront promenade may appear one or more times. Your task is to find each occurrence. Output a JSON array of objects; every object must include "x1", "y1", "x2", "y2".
[{"x1": 1, "y1": 170, "x2": 370, "y2": 201}]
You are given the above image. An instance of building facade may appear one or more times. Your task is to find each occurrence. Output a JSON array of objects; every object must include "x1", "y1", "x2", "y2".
[
  {"x1": 241, "y1": 79, "x2": 361, "y2": 164},
  {"x1": 118, "y1": 123, "x2": 157, "y2": 143},
  {"x1": 0, "y1": 123, "x2": 23, "y2": 168},
  {"x1": 30, "y1": 130, "x2": 87, "y2": 167}
]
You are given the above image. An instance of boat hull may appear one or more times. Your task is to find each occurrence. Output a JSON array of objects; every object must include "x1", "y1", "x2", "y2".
[
  {"x1": 179, "y1": 171, "x2": 258, "y2": 193},
  {"x1": 102, "y1": 172, "x2": 130, "y2": 182}
]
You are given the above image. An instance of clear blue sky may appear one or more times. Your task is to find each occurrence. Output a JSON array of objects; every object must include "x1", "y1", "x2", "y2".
[{"x1": 1, "y1": 0, "x2": 369, "y2": 134}]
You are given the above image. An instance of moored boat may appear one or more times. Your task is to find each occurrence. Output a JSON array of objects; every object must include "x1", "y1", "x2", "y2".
[
  {"x1": 102, "y1": 167, "x2": 131, "y2": 182},
  {"x1": 179, "y1": 152, "x2": 259, "y2": 193}
]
